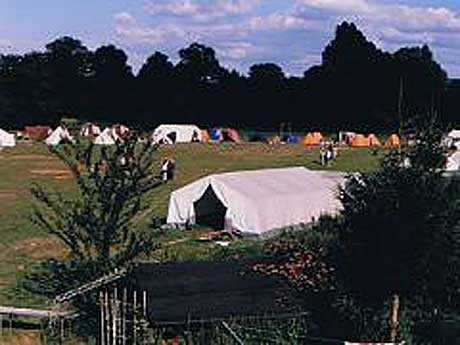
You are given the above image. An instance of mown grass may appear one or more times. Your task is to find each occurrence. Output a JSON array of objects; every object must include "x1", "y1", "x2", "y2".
[{"x1": 0, "y1": 141, "x2": 383, "y2": 308}]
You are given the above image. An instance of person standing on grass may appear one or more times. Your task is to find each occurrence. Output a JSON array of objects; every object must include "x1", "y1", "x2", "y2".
[{"x1": 161, "y1": 157, "x2": 176, "y2": 182}]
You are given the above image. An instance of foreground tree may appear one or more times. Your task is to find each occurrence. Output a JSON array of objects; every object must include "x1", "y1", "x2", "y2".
[
  {"x1": 25, "y1": 136, "x2": 161, "y2": 336},
  {"x1": 338, "y1": 116, "x2": 460, "y2": 341}
]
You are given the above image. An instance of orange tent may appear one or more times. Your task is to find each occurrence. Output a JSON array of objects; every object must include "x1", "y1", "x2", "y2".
[
  {"x1": 351, "y1": 134, "x2": 371, "y2": 147},
  {"x1": 302, "y1": 132, "x2": 323, "y2": 146},
  {"x1": 368, "y1": 134, "x2": 381, "y2": 147},
  {"x1": 201, "y1": 129, "x2": 210, "y2": 143},
  {"x1": 385, "y1": 133, "x2": 401, "y2": 147}
]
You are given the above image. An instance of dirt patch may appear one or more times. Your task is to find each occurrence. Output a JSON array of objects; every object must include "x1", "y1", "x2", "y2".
[
  {"x1": 0, "y1": 332, "x2": 44, "y2": 345},
  {"x1": 0, "y1": 190, "x2": 17, "y2": 199},
  {"x1": 14, "y1": 236, "x2": 66, "y2": 260},
  {"x1": 11, "y1": 154, "x2": 50, "y2": 160},
  {"x1": 29, "y1": 169, "x2": 72, "y2": 180}
]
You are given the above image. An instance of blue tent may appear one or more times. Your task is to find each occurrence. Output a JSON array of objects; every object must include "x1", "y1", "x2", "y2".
[
  {"x1": 209, "y1": 128, "x2": 222, "y2": 141},
  {"x1": 282, "y1": 134, "x2": 299, "y2": 143}
]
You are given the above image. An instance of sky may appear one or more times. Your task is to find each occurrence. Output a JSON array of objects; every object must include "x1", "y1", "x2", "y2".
[{"x1": 1, "y1": 0, "x2": 460, "y2": 76}]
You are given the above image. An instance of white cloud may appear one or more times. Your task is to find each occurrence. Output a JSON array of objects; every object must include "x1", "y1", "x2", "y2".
[
  {"x1": 114, "y1": 12, "x2": 186, "y2": 44},
  {"x1": 146, "y1": 0, "x2": 260, "y2": 22},
  {"x1": 297, "y1": 0, "x2": 460, "y2": 33},
  {"x1": 217, "y1": 42, "x2": 253, "y2": 59},
  {"x1": 249, "y1": 13, "x2": 315, "y2": 30},
  {"x1": 216, "y1": 0, "x2": 261, "y2": 15}
]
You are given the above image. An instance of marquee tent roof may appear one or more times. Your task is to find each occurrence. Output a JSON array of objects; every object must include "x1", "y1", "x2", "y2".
[
  {"x1": 0, "y1": 129, "x2": 15, "y2": 147},
  {"x1": 167, "y1": 167, "x2": 345, "y2": 236},
  {"x1": 152, "y1": 124, "x2": 202, "y2": 144}
]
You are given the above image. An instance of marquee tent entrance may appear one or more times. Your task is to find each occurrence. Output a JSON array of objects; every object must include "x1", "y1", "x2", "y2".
[{"x1": 193, "y1": 185, "x2": 227, "y2": 230}]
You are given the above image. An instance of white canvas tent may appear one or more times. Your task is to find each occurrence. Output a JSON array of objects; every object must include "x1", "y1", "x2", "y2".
[
  {"x1": 152, "y1": 124, "x2": 202, "y2": 144},
  {"x1": 167, "y1": 167, "x2": 345, "y2": 236},
  {"x1": 80, "y1": 123, "x2": 101, "y2": 137},
  {"x1": 0, "y1": 129, "x2": 16, "y2": 148},
  {"x1": 443, "y1": 129, "x2": 460, "y2": 148},
  {"x1": 45, "y1": 126, "x2": 74, "y2": 146},
  {"x1": 94, "y1": 127, "x2": 116, "y2": 145},
  {"x1": 446, "y1": 151, "x2": 460, "y2": 171}
]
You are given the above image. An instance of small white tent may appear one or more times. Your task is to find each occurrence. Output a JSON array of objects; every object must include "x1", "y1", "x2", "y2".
[
  {"x1": 152, "y1": 124, "x2": 202, "y2": 144},
  {"x1": 446, "y1": 151, "x2": 460, "y2": 171},
  {"x1": 167, "y1": 167, "x2": 345, "y2": 236},
  {"x1": 45, "y1": 127, "x2": 74, "y2": 146},
  {"x1": 80, "y1": 123, "x2": 101, "y2": 137},
  {"x1": 94, "y1": 127, "x2": 116, "y2": 145},
  {"x1": 0, "y1": 129, "x2": 16, "y2": 148},
  {"x1": 443, "y1": 129, "x2": 460, "y2": 148}
]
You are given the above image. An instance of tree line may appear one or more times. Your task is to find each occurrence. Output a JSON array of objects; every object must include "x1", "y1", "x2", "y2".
[{"x1": 0, "y1": 21, "x2": 456, "y2": 132}]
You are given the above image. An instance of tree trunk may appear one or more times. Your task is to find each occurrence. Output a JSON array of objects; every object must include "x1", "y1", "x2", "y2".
[{"x1": 390, "y1": 293, "x2": 400, "y2": 342}]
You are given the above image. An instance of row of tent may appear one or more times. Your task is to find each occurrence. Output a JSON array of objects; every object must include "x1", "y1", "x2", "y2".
[{"x1": 1, "y1": 122, "x2": 402, "y2": 148}]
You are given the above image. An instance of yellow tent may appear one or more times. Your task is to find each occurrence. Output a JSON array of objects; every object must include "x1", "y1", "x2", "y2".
[
  {"x1": 368, "y1": 134, "x2": 381, "y2": 147},
  {"x1": 385, "y1": 133, "x2": 401, "y2": 147},
  {"x1": 351, "y1": 134, "x2": 371, "y2": 147},
  {"x1": 302, "y1": 132, "x2": 323, "y2": 146}
]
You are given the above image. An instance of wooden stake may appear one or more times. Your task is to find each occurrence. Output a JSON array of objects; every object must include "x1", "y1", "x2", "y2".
[
  {"x1": 112, "y1": 288, "x2": 117, "y2": 345},
  {"x1": 100, "y1": 291, "x2": 106, "y2": 345},
  {"x1": 133, "y1": 290, "x2": 137, "y2": 344},
  {"x1": 122, "y1": 288, "x2": 127, "y2": 345},
  {"x1": 105, "y1": 291, "x2": 111, "y2": 345},
  {"x1": 390, "y1": 293, "x2": 400, "y2": 342}
]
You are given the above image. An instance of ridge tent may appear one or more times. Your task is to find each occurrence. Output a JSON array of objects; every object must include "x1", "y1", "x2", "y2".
[
  {"x1": 0, "y1": 129, "x2": 15, "y2": 148},
  {"x1": 350, "y1": 134, "x2": 370, "y2": 147},
  {"x1": 223, "y1": 128, "x2": 241, "y2": 142},
  {"x1": 152, "y1": 124, "x2": 202, "y2": 144},
  {"x1": 94, "y1": 128, "x2": 116, "y2": 145},
  {"x1": 301, "y1": 132, "x2": 323, "y2": 146},
  {"x1": 339, "y1": 131, "x2": 356, "y2": 145},
  {"x1": 111, "y1": 124, "x2": 130, "y2": 139},
  {"x1": 45, "y1": 126, "x2": 74, "y2": 146},
  {"x1": 201, "y1": 129, "x2": 210, "y2": 143},
  {"x1": 446, "y1": 151, "x2": 460, "y2": 171},
  {"x1": 444, "y1": 129, "x2": 460, "y2": 147},
  {"x1": 249, "y1": 132, "x2": 268, "y2": 143},
  {"x1": 385, "y1": 133, "x2": 401, "y2": 147},
  {"x1": 24, "y1": 126, "x2": 52, "y2": 140},
  {"x1": 282, "y1": 134, "x2": 299, "y2": 144},
  {"x1": 80, "y1": 123, "x2": 101, "y2": 137},
  {"x1": 368, "y1": 134, "x2": 381, "y2": 147},
  {"x1": 167, "y1": 167, "x2": 345, "y2": 236},
  {"x1": 209, "y1": 128, "x2": 222, "y2": 142}
]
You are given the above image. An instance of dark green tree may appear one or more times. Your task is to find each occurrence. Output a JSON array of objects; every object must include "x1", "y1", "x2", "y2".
[
  {"x1": 25, "y1": 135, "x2": 161, "y2": 336},
  {"x1": 338, "y1": 116, "x2": 460, "y2": 341}
]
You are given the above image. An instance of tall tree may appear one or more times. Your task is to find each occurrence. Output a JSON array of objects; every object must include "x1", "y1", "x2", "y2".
[
  {"x1": 89, "y1": 45, "x2": 134, "y2": 123},
  {"x1": 26, "y1": 136, "x2": 161, "y2": 336},
  {"x1": 338, "y1": 116, "x2": 460, "y2": 341}
]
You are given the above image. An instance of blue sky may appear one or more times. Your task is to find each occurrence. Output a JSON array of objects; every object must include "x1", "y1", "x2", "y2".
[{"x1": 2, "y1": 0, "x2": 460, "y2": 76}]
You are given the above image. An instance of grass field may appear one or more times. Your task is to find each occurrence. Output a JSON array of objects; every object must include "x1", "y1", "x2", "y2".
[{"x1": 0, "y1": 141, "x2": 383, "y2": 308}]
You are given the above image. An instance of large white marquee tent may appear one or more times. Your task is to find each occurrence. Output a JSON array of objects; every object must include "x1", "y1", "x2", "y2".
[
  {"x1": 167, "y1": 167, "x2": 346, "y2": 236},
  {"x1": 152, "y1": 124, "x2": 202, "y2": 144},
  {"x1": 0, "y1": 129, "x2": 16, "y2": 148}
]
